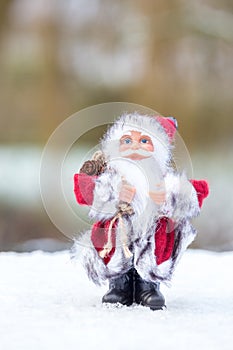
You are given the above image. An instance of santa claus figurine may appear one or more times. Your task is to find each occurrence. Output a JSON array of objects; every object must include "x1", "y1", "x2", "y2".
[{"x1": 72, "y1": 113, "x2": 209, "y2": 310}]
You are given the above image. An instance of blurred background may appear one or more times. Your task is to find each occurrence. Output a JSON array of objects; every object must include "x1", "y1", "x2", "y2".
[{"x1": 0, "y1": 0, "x2": 233, "y2": 252}]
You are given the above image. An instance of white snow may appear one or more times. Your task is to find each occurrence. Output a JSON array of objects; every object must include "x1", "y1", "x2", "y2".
[{"x1": 0, "y1": 249, "x2": 233, "y2": 350}]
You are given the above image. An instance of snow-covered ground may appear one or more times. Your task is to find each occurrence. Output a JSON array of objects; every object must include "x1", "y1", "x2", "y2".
[{"x1": 0, "y1": 249, "x2": 232, "y2": 350}]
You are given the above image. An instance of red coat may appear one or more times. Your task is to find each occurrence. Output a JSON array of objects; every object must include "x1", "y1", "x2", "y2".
[{"x1": 74, "y1": 173, "x2": 209, "y2": 266}]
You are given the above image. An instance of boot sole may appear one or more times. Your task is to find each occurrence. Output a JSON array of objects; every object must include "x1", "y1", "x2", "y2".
[
  {"x1": 102, "y1": 301, "x2": 133, "y2": 307},
  {"x1": 135, "y1": 300, "x2": 166, "y2": 310}
]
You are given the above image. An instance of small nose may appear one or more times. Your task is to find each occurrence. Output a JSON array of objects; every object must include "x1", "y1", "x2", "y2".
[{"x1": 131, "y1": 141, "x2": 139, "y2": 150}]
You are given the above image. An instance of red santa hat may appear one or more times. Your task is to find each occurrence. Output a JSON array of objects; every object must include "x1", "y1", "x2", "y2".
[{"x1": 155, "y1": 116, "x2": 178, "y2": 142}]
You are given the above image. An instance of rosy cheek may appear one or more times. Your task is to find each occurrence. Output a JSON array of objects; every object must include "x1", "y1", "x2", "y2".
[
  {"x1": 119, "y1": 143, "x2": 130, "y2": 152},
  {"x1": 147, "y1": 143, "x2": 154, "y2": 152},
  {"x1": 141, "y1": 143, "x2": 154, "y2": 152}
]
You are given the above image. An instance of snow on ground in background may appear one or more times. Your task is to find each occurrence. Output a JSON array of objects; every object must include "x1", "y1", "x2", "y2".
[
  {"x1": 0, "y1": 145, "x2": 86, "y2": 208},
  {"x1": 0, "y1": 249, "x2": 233, "y2": 350},
  {"x1": 0, "y1": 146, "x2": 42, "y2": 206}
]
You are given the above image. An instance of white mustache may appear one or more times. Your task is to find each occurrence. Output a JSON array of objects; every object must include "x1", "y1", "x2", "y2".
[{"x1": 120, "y1": 149, "x2": 152, "y2": 157}]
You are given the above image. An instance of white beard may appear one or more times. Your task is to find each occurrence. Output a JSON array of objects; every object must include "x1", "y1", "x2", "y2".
[{"x1": 108, "y1": 156, "x2": 164, "y2": 234}]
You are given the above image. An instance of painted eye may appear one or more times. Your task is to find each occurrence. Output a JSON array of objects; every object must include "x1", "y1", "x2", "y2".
[
  {"x1": 140, "y1": 138, "x2": 149, "y2": 144},
  {"x1": 123, "y1": 138, "x2": 132, "y2": 144}
]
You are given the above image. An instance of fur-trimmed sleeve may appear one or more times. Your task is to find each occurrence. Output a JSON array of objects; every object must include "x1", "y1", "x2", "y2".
[
  {"x1": 160, "y1": 172, "x2": 200, "y2": 220},
  {"x1": 88, "y1": 169, "x2": 121, "y2": 221},
  {"x1": 74, "y1": 173, "x2": 97, "y2": 206}
]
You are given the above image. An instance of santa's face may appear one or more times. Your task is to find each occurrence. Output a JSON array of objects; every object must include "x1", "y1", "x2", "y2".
[{"x1": 119, "y1": 131, "x2": 154, "y2": 161}]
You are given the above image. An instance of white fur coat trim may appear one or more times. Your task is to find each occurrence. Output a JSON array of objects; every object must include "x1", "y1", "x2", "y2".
[
  {"x1": 89, "y1": 168, "x2": 200, "y2": 223},
  {"x1": 161, "y1": 172, "x2": 200, "y2": 220},
  {"x1": 133, "y1": 220, "x2": 197, "y2": 284},
  {"x1": 71, "y1": 225, "x2": 133, "y2": 286},
  {"x1": 71, "y1": 167, "x2": 200, "y2": 285}
]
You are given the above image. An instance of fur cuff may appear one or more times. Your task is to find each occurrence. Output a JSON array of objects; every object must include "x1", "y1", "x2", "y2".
[
  {"x1": 89, "y1": 170, "x2": 121, "y2": 221},
  {"x1": 161, "y1": 172, "x2": 200, "y2": 220}
]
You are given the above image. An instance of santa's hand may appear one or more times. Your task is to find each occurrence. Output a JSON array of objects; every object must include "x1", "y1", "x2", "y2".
[
  {"x1": 119, "y1": 181, "x2": 136, "y2": 204},
  {"x1": 149, "y1": 184, "x2": 166, "y2": 205}
]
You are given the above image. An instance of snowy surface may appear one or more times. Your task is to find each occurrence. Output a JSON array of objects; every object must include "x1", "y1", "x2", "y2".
[{"x1": 0, "y1": 249, "x2": 233, "y2": 350}]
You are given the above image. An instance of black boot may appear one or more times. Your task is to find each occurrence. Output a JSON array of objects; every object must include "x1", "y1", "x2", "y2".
[
  {"x1": 134, "y1": 269, "x2": 165, "y2": 310},
  {"x1": 102, "y1": 269, "x2": 134, "y2": 306}
]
